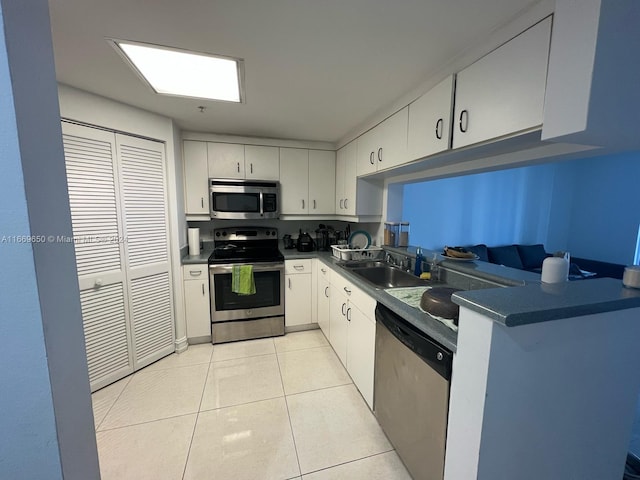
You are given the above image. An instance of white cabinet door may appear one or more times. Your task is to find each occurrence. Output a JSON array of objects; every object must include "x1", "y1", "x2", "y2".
[
  {"x1": 356, "y1": 127, "x2": 378, "y2": 176},
  {"x1": 335, "y1": 145, "x2": 347, "y2": 213},
  {"x1": 376, "y1": 107, "x2": 409, "y2": 171},
  {"x1": 279, "y1": 148, "x2": 309, "y2": 214},
  {"x1": 356, "y1": 107, "x2": 409, "y2": 175},
  {"x1": 318, "y1": 276, "x2": 331, "y2": 339},
  {"x1": 245, "y1": 145, "x2": 279, "y2": 180},
  {"x1": 183, "y1": 140, "x2": 209, "y2": 215},
  {"x1": 408, "y1": 76, "x2": 455, "y2": 160},
  {"x1": 207, "y1": 142, "x2": 245, "y2": 179},
  {"x1": 343, "y1": 143, "x2": 358, "y2": 215},
  {"x1": 346, "y1": 303, "x2": 376, "y2": 409},
  {"x1": 183, "y1": 265, "x2": 211, "y2": 341},
  {"x1": 453, "y1": 17, "x2": 551, "y2": 149},
  {"x1": 308, "y1": 150, "x2": 335, "y2": 215},
  {"x1": 285, "y1": 272, "x2": 312, "y2": 326},
  {"x1": 329, "y1": 286, "x2": 349, "y2": 365}
]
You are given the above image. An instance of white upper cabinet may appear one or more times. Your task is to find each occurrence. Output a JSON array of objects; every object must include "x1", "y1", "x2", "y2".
[
  {"x1": 280, "y1": 147, "x2": 336, "y2": 216},
  {"x1": 279, "y1": 147, "x2": 309, "y2": 214},
  {"x1": 183, "y1": 140, "x2": 209, "y2": 215},
  {"x1": 453, "y1": 17, "x2": 552, "y2": 149},
  {"x1": 407, "y1": 75, "x2": 455, "y2": 160},
  {"x1": 357, "y1": 107, "x2": 409, "y2": 176},
  {"x1": 336, "y1": 140, "x2": 382, "y2": 217},
  {"x1": 308, "y1": 150, "x2": 336, "y2": 214},
  {"x1": 244, "y1": 145, "x2": 279, "y2": 180},
  {"x1": 207, "y1": 142, "x2": 245, "y2": 179},
  {"x1": 542, "y1": 0, "x2": 640, "y2": 149}
]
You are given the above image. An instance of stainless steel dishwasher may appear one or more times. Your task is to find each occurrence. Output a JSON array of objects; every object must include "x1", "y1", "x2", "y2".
[{"x1": 374, "y1": 303, "x2": 453, "y2": 480}]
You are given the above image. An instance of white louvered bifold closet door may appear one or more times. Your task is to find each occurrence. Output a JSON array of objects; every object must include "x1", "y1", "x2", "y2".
[
  {"x1": 62, "y1": 122, "x2": 175, "y2": 392},
  {"x1": 62, "y1": 123, "x2": 134, "y2": 391},
  {"x1": 116, "y1": 134, "x2": 174, "y2": 370}
]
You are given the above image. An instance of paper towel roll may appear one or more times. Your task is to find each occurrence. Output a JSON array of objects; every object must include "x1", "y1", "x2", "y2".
[
  {"x1": 541, "y1": 256, "x2": 569, "y2": 284},
  {"x1": 623, "y1": 266, "x2": 640, "y2": 289},
  {"x1": 188, "y1": 228, "x2": 200, "y2": 256}
]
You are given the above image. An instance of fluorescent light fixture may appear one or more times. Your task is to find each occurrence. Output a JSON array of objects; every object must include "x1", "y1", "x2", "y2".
[{"x1": 110, "y1": 40, "x2": 244, "y2": 102}]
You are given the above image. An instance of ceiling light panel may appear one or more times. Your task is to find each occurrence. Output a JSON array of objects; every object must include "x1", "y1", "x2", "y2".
[{"x1": 111, "y1": 40, "x2": 244, "y2": 102}]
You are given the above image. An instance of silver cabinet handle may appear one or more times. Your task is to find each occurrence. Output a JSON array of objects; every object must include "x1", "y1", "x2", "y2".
[
  {"x1": 343, "y1": 286, "x2": 351, "y2": 295},
  {"x1": 346, "y1": 307, "x2": 351, "y2": 322},
  {"x1": 377, "y1": 147, "x2": 383, "y2": 162},
  {"x1": 189, "y1": 270, "x2": 202, "y2": 276},
  {"x1": 321, "y1": 268, "x2": 326, "y2": 273},
  {"x1": 294, "y1": 265, "x2": 304, "y2": 271},
  {"x1": 288, "y1": 278, "x2": 292, "y2": 289},
  {"x1": 302, "y1": 199, "x2": 305, "y2": 210},
  {"x1": 324, "y1": 286, "x2": 329, "y2": 297},
  {"x1": 202, "y1": 284, "x2": 205, "y2": 295},
  {"x1": 201, "y1": 197, "x2": 204, "y2": 208},
  {"x1": 237, "y1": 162, "x2": 240, "y2": 173},
  {"x1": 344, "y1": 198, "x2": 348, "y2": 210},
  {"x1": 339, "y1": 199, "x2": 344, "y2": 209},
  {"x1": 313, "y1": 199, "x2": 316, "y2": 210},
  {"x1": 435, "y1": 118, "x2": 444, "y2": 140},
  {"x1": 250, "y1": 163, "x2": 253, "y2": 174},
  {"x1": 341, "y1": 302, "x2": 346, "y2": 315},
  {"x1": 369, "y1": 151, "x2": 374, "y2": 165}
]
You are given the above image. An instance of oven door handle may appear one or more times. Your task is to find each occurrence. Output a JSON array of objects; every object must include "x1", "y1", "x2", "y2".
[{"x1": 209, "y1": 263, "x2": 285, "y2": 274}]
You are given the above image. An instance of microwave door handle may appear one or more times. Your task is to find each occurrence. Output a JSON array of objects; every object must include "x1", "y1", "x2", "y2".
[{"x1": 259, "y1": 191, "x2": 264, "y2": 216}]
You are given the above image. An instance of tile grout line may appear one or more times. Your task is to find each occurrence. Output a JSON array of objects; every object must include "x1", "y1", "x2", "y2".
[
  {"x1": 275, "y1": 346, "x2": 304, "y2": 478},
  {"x1": 93, "y1": 375, "x2": 133, "y2": 432},
  {"x1": 181, "y1": 347, "x2": 214, "y2": 480},
  {"x1": 299, "y1": 448, "x2": 397, "y2": 477}
]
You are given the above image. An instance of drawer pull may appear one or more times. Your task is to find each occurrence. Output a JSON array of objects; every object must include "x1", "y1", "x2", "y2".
[
  {"x1": 435, "y1": 118, "x2": 443, "y2": 139},
  {"x1": 341, "y1": 302, "x2": 347, "y2": 315},
  {"x1": 324, "y1": 286, "x2": 329, "y2": 297},
  {"x1": 459, "y1": 109, "x2": 469, "y2": 133},
  {"x1": 343, "y1": 287, "x2": 351, "y2": 295},
  {"x1": 346, "y1": 307, "x2": 351, "y2": 322},
  {"x1": 294, "y1": 265, "x2": 304, "y2": 271},
  {"x1": 189, "y1": 270, "x2": 202, "y2": 276}
]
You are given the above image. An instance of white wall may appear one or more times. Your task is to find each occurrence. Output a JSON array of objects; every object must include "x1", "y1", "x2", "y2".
[
  {"x1": 446, "y1": 305, "x2": 640, "y2": 480},
  {"x1": 0, "y1": 1, "x2": 99, "y2": 478}
]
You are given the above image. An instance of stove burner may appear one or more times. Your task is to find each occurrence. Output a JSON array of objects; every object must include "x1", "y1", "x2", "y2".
[{"x1": 208, "y1": 226, "x2": 283, "y2": 265}]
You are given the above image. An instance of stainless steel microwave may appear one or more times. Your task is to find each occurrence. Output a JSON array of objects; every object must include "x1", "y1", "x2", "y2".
[{"x1": 209, "y1": 179, "x2": 279, "y2": 219}]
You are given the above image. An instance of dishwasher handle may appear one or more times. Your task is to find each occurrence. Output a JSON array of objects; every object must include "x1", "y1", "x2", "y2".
[{"x1": 375, "y1": 303, "x2": 452, "y2": 381}]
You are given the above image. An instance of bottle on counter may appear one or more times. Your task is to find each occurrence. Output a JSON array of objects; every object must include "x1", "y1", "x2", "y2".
[
  {"x1": 429, "y1": 253, "x2": 440, "y2": 282},
  {"x1": 414, "y1": 247, "x2": 424, "y2": 276}
]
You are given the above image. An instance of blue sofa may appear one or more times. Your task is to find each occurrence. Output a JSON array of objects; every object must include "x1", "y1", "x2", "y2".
[{"x1": 464, "y1": 243, "x2": 625, "y2": 280}]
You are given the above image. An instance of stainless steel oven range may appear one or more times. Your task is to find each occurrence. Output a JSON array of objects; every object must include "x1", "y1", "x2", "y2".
[{"x1": 208, "y1": 227, "x2": 285, "y2": 343}]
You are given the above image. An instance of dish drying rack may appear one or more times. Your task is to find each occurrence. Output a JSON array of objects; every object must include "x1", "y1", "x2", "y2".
[{"x1": 331, "y1": 245, "x2": 383, "y2": 261}]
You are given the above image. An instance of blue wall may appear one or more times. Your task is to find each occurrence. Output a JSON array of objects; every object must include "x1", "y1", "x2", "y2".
[
  {"x1": 557, "y1": 152, "x2": 640, "y2": 265},
  {"x1": 403, "y1": 164, "x2": 557, "y2": 250},
  {"x1": 402, "y1": 153, "x2": 640, "y2": 265}
]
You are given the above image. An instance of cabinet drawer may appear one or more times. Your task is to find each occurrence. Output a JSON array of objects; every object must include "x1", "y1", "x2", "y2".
[
  {"x1": 317, "y1": 260, "x2": 332, "y2": 280},
  {"x1": 285, "y1": 259, "x2": 313, "y2": 275},
  {"x1": 182, "y1": 264, "x2": 208, "y2": 279}
]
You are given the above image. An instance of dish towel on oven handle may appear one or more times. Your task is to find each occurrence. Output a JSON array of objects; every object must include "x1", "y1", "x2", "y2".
[{"x1": 232, "y1": 265, "x2": 256, "y2": 295}]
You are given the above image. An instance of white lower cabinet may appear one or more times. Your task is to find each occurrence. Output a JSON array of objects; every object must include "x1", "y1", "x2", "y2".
[
  {"x1": 182, "y1": 265, "x2": 211, "y2": 342},
  {"x1": 317, "y1": 263, "x2": 331, "y2": 338},
  {"x1": 285, "y1": 259, "x2": 313, "y2": 327},
  {"x1": 328, "y1": 264, "x2": 376, "y2": 408}
]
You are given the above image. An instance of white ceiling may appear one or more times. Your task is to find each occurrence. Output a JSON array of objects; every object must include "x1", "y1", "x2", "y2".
[{"x1": 48, "y1": 0, "x2": 542, "y2": 144}]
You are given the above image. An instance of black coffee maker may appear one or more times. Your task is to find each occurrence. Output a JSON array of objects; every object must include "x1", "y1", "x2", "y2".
[
  {"x1": 315, "y1": 224, "x2": 336, "y2": 251},
  {"x1": 296, "y1": 229, "x2": 315, "y2": 252}
]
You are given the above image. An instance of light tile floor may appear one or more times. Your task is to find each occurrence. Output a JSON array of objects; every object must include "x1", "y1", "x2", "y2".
[{"x1": 92, "y1": 329, "x2": 412, "y2": 480}]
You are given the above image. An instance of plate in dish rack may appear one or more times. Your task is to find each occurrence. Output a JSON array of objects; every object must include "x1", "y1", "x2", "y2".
[
  {"x1": 348, "y1": 230, "x2": 371, "y2": 249},
  {"x1": 441, "y1": 253, "x2": 479, "y2": 262}
]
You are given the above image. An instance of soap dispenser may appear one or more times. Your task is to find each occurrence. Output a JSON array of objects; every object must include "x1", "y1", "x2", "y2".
[{"x1": 414, "y1": 248, "x2": 424, "y2": 276}]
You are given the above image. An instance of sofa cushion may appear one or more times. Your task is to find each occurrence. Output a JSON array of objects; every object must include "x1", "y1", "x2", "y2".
[
  {"x1": 516, "y1": 244, "x2": 549, "y2": 270},
  {"x1": 466, "y1": 244, "x2": 489, "y2": 262},
  {"x1": 488, "y1": 245, "x2": 524, "y2": 269}
]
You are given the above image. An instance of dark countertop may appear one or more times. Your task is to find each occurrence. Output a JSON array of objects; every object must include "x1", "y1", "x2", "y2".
[
  {"x1": 181, "y1": 244, "x2": 640, "y2": 347},
  {"x1": 452, "y1": 277, "x2": 640, "y2": 327}
]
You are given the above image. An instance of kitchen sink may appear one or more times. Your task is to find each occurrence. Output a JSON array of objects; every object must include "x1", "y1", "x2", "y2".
[
  {"x1": 337, "y1": 260, "x2": 390, "y2": 269},
  {"x1": 347, "y1": 265, "x2": 429, "y2": 289}
]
